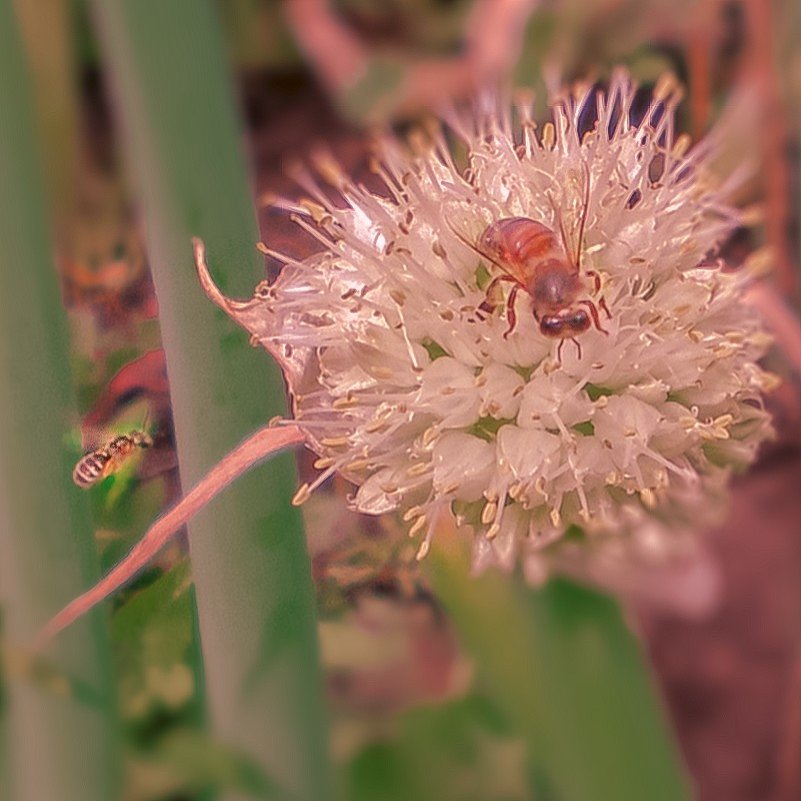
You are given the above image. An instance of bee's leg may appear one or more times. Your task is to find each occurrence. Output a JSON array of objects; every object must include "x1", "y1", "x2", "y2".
[
  {"x1": 586, "y1": 269, "x2": 602, "y2": 293},
  {"x1": 477, "y1": 275, "x2": 516, "y2": 321},
  {"x1": 585, "y1": 271, "x2": 612, "y2": 319},
  {"x1": 503, "y1": 285, "x2": 520, "y2": 339},
  {"x1": 572, "y1": 337, "x2": 583, "y2": 359},
  {"x1": 556, "y1": 338, "x2": 565, "y2": 364},
  {"x1": 579, "y1": 299, "x2": 608, "y2": 335},
  {"x1": 475, "y1": 299, "x2": 494, "y2": 320},
  {"x1": 476, "y1": 283, "x2": 500, "y2": 320}
]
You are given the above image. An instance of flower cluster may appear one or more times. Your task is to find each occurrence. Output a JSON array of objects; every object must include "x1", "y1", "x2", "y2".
[{"x1": 200, "y1": 71, "x2": 774, "y2": 577}]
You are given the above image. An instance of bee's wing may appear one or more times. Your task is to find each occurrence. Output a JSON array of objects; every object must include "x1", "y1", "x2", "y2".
[
  {"x1": 574, "y1": 159, "x2": 592, "y2": 268},
  {"x1": 442, "y1": 216, "x2": 527, "y2": 284},
  {"x1": 77, "y1": 424, "x2": 108, "y2": 454},
  {"x1": 552, "y1": 159, "x2": 591, "y2": 270}
]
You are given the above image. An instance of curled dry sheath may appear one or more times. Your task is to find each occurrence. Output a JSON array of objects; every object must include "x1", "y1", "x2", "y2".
[{"x1": 40, "y1": 71, "x2": 776, "y2": 644}]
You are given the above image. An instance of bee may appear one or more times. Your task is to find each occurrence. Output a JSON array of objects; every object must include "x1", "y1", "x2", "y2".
[
  {"x1": 72, "y1": 429, "x2": 153, "y2": 489},
  {"x1": 461, "y1": 164, "x2": 611, "y2": 359}
]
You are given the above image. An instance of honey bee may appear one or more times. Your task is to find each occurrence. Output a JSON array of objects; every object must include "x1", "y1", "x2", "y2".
[
  {"x1": 72, "y1": 429, "x2": 153, "y2": 489},
  {"x1": 463, "y1": 165, "x2": 611, "y2": 359}
]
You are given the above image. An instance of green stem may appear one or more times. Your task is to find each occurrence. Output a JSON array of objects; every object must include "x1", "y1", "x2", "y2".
[
  {"x1": 425, "y1": 536, "x2": 691, "y2": 801},
  {"x1": 0, "y1": 3, "x2": 120, "y2": 799},
  {"x1": 11, "y1": 0, "x2": 79, "y2": 238},
  {"x1": 90, "y1": 2, "x2": 329, "y2": 798}
]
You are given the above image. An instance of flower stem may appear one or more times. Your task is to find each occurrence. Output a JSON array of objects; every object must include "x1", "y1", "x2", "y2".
[{"x1": 90, "y1": 1, "x2": 330, "y2": 798}]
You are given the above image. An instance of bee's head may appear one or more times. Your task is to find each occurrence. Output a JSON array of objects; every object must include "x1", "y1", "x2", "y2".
[
  {"x1": 132, "y1": 430, "x2": 154, "y2": 448},
  {"x1": 539, "y1": 307, "x2": 590, "y2": 338}
]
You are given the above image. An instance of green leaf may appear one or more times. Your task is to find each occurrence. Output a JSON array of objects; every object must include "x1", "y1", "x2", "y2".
[
  {"x1": 90, "y1": 2, "x2": 330, "y2": 798},
  {"x1": 0, "y1": 4, "x2": 120, "y2": 798}
]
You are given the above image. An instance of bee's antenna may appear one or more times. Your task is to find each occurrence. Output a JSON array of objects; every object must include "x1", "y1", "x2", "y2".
[
  {"x1": 548, "y1": 160, "x2": 592, "y2": 271},
  {"x1": 575, "y1": 159, "x2": 592, "y2": 268},
  {"x1": 546, "y1": 191, "x2": 572, "y2": 268}
]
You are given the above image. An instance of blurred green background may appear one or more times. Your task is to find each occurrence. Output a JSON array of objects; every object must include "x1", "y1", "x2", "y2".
[{"x1": 0, "y1": 2, "x2": 798, "y2": 800}]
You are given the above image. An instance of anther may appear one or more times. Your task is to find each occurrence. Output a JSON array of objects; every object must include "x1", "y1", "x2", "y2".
[
  {"x1": 370, "y1": 366, "x2": 395, "y2": 380},
  {"x1": 508, "y1": 482, "x2": 525, "y2": 501},
  {"x1": 415, "y1": 540, "x2": 431, "y2": 560},
  {"x1": 639, "y1": 488, "x2": 657, "y2": 509},
  {"x1": 333, "y1": 395, "x2": 358, "y2": 409},
  {"x1": 422, "y1": 426, "x2": 440, "y2": 447},
  {"x1": 320, "y1": 436, "x2": 350, "y2": 448},
  {"x1": 403, "y1": 505, "x2": 425, "y2": 522},
  {"x1": 291, "y1": 483, "x2": 312, "y2": 506},
  {"x1": 409, "y1": 515, "x2": 428, "y2": 538},
  {"x1": 406, "y1": 461, "x2": 431, "y2": 477},
  {"x1": 365, "y1": 418, "x2": 389, "y2": 434}
]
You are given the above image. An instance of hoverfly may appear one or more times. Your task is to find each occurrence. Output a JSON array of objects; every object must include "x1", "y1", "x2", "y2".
[
  {"x1": 72, "y1": 429, "x2": 153, "y2": 489},
  {"x1": 457, "y1": 163, "x2": 611, "y2": 359}
]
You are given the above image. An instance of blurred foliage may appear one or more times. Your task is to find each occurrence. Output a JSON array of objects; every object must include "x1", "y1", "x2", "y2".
[
  {"x1": 340, "y1": 693, "x2": 529, "y2": 801},
  {"x1": 425, "y1": 534, "x2": 690, "y2": 801},
  {"x1": 111, "y1": 564, "x2": 195, "y2": 720},
  {"x1": 127, "y1": 727, "x2": 294, "y2": 801}
]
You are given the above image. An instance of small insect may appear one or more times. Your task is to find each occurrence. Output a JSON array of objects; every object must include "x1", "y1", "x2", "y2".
[
  {"x1": 72, "y1": 429, "x2": 153, "y2": 489},
  {"x1": 459, "y1": 164, "x2": 611, "y2": 359}
]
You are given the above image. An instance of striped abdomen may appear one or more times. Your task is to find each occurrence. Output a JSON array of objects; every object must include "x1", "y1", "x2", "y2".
[
  {"x1": 73, "y1": 449, "x2": 113, "y2": 488},
  {"x1": 479, "y1": 217, "x2": 564, "y2": 277}
]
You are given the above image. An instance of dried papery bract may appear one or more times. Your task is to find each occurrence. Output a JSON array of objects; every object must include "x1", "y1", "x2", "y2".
[{"x1": 37, "y1": 423, "x2": 304, "y2": 645}]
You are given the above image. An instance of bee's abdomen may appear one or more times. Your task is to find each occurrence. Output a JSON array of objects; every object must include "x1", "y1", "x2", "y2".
[
  {"x1": 72, "y1": 450, "x2": 112, "y2": 488},
  {"x1": 482, "y1": 217, "x2": 561, "y2": 264}
]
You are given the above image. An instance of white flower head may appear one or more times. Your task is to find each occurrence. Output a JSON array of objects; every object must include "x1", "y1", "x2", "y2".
[{"x1": 199, "y1": 70, "x2": 774, "y2": 576}]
